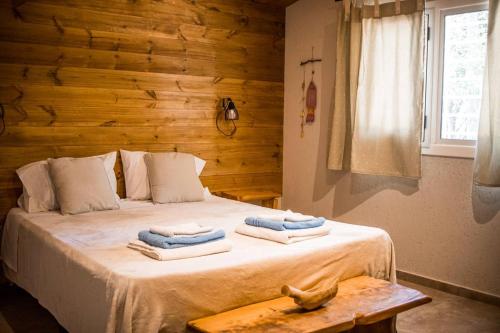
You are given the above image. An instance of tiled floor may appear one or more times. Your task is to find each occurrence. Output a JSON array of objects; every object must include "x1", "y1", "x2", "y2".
[
  {"x1": 397, "y1": 281, "x2": 500, "y2": 333},
  {"x1": 0, "y1": 283, "x2": 65, "y2": 333},
  {"x1": 0, "y1": 280, "x2": 499, "y2": 332}
]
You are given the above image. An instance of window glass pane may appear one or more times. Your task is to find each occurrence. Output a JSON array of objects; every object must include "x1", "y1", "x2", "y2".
[{"x1": 441, "y1": 10, "x2": 488, "y2": 140}]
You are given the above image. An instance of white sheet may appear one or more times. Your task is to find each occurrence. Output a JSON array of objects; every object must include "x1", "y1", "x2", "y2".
[{"x1": 1, "y1": 196, "x2": 395, "y2": 333}]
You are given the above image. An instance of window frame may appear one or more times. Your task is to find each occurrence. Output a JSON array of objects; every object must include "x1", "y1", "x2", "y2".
[{"x1": 421, "y1": 0, "x2": 488, "y2": 159}]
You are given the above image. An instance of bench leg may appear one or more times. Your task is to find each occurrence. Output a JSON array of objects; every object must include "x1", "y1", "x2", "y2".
[{"x1": 348, "y1": 316, "x2": 397, "y2": 333}]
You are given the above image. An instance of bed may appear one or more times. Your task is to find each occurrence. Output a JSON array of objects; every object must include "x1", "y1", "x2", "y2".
[{"x1": 1, "y1": 194, "x2": 395, "y2": 333}]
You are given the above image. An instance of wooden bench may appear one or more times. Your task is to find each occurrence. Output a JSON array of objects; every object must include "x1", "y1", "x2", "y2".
[{"x1": 187, "y1": 276, "x2": 431, "y2": 333}]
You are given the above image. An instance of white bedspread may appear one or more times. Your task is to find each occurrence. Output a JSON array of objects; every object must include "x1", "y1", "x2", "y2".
[{"x1": 1, "y1": 196, "x2": 395, "y2": 333}]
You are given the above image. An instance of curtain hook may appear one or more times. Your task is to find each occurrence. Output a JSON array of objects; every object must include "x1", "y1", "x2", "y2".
[
  {"x1": 343, "y1": 0, "x2": 351, "y2": 22},
  {"x1": 417, "y1": 0, "x2": 424, "y2": 11},
  {"x1": 374, "y1": 0, "x2": 380, "y2": 18}
]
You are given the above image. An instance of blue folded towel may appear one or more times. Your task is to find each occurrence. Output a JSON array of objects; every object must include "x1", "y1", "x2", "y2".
[
  {"x1": 138, "y1": 229, "x2": 225, "y2": 249},
  {"x1": 244, "y1": 217, "x2": 326, "y2": 231}
]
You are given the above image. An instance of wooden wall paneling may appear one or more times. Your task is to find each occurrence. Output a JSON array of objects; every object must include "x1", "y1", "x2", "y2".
[
  {"x1": 0, "y1": 41, "x2": 283, "y2": 82},
  {"x1": 0, "y1": 20, "x2": 283, "y2": 62},
  {"x1": 0, "y1": 0, "x2": 285, "y2": 226},
  {"x1": 0, "y1": 65, "x2": 284, "y2": 97},
  {"x1": 254, "y1": 0, "x2": 298, "y2": 8},
  {"x1": 2, "y1": 105, "x2": 284, "y2": 129},
  {"x1": 0, "y1": 126, "x2": 283, "y2": 147},
  {"x1": 0, "y1": 85, "x2": 283, "y2": 111},
  {"x1": 15, "y1": 1, "x2": 284, "y2": 36},
  {"x1": 31, "y1": 0, "x2": 287, "y2": 24},
  {"x1": 2, "y1": 2, "x2": 285, "y2": 49},
  {"x1": 0, "y1": 142, "x2": 281, "y2": 167}
]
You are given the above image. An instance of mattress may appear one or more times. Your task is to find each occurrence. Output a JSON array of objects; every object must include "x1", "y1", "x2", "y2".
[{"x1": 1, "y1": 195, "x2": 395, "y2": 333}]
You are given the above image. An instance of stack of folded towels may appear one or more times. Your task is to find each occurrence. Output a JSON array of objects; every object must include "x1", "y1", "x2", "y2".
[
  {"x1": 235, "y1": 210, "x2": 331, "y2": 244},
  {"x1": 128, "y1": 223, "x2": 232, "y2": 261}
]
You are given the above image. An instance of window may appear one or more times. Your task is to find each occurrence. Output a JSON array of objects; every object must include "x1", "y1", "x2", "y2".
[{"x1": 422, "y1": 0, "x2": 488, "y2": 158}]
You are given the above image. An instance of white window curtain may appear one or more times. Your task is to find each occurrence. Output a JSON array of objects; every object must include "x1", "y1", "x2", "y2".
[
  {"x1": 328, "y1": 0, "x2": 424, "y2": 178},
  {"x1": 327, "y1": 2, "x2": 362, "y2": 171},
  {"x1": 351, "y1": 11, "x2": 424, "y2": 178},
  {"x1": 474, "y1": 0, "x2": 500, "y2": 186}
]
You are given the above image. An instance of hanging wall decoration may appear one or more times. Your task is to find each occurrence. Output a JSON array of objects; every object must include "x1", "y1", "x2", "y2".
[
  {"x1": 306, "y1": 74, "x2": 317, "y2": 124},
  {"x1": 299, "y1": 47, "x2": 321, "y2": 137},
  {"x1": 300, "y1": 66, "x2": 306, "y2": 137}
]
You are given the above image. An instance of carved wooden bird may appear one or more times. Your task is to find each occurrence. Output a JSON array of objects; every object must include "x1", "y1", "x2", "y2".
[{"x1": 281, "y1": 280, "x2": 339, "y2": 310}]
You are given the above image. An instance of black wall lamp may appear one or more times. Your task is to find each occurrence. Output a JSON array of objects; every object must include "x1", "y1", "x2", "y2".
[{"x1": 216, "y1": 97, "x2": 239, "y2": 137}]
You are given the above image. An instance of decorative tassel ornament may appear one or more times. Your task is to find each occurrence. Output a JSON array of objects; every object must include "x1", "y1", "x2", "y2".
[
  {"x1": 298, "y1": 46, "x2": 322, "y2": 136},
  {"x1": 306, "y1": 78, "x2": 317, "y2": 124},
  {"x1": 300, "y1": 66, "x2": 306, "y2": 138}
]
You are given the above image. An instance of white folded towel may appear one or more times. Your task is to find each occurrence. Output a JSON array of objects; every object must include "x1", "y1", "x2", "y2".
[
  {"x1": 257, "y1": 210, "x2": 316, "y2": 222},
  {"x1": 150, "y1": 223, "x2": 214, "y2": 237},
  {"x1": 284, "y1": 210, "x2": 316, "y2": 222},
  {"x1": 128, "y1": 239, "x2": 232, "y2": 261},
  {"x1": 235, "y1": 224, "x2": 331, "y2": 244}
]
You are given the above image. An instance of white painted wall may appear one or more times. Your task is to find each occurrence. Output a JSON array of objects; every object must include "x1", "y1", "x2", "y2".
[{"x1": 284, "y1": 0, "x2": 500, "y2": 297}]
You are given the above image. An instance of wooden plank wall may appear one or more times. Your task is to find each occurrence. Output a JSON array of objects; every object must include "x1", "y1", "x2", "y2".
[{"x1": 0, "y1": 0, "x2": 285, "y2": 224}]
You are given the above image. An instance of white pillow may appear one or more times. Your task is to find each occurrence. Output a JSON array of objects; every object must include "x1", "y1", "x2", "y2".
[
  {"x1": 16, "y1": 160, "x2": 58, "y2": 213},
  {"x1": 99, "y1": 152, "x2": 119, "y2": 196},
  {"x1": 120, "y1": 150, "x2": 206, "y2": 200},
  {"x1": 144, "y1": 152, "x2": 205, "y2": 204},
  {"x1": 48, "y1": 156, "x2": 119, "y2": 215},
  {"x1": 16, "y1": 152, "x2": 118, "y2": 213}
]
